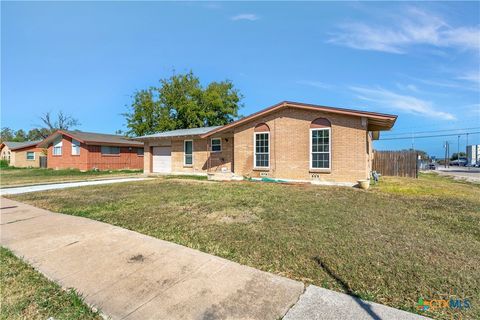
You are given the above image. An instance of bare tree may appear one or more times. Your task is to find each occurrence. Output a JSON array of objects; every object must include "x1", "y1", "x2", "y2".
[{"x1": 40, "y1": 111, "x2": 80, "y2": 132}]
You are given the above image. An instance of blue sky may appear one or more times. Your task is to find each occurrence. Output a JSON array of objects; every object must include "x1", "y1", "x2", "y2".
[{"x1": 2, "y1": 1, "x2": 479, "y2": 157}]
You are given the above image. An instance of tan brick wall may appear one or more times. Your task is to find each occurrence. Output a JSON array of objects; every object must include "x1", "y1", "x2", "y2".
[
  {"x1": 143, "y1": 141, "x2": 152, "y2": 174},
  {"x1": 233, "y1": 107, "x2": 370, "y2": 183},
  {"x1": 145, "y1": 135, "x2": 233, "y2": 174},
  {"x1": 11, "y1": 148, "x2": 43, "y2": 168},
  {"x1": 171, "y1": 135, "x2": 233, "y2": 174}
]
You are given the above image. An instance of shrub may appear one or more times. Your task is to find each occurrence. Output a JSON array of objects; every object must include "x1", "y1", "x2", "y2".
[{"x1": 0, "y1": 159, "x2": 9, "y2": 168}]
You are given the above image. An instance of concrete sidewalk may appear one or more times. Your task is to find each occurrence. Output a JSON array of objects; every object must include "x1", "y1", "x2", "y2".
[
  {"x1": 0, "y1": 177, "x2": 151, "y2": 195},
  {"x1": 1, "y1": 198, "x2": 430, "y2": 320},
  {"x1": 284, "y1": 286, "x2": 429, "y2": 320}
]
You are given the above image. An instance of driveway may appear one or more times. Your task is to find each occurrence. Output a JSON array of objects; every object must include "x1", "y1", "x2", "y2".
[
  {"x1": 0, "y1": 177, "x2": 151, "y2": 195},
  {"x1": 0, "y1": 198, "x2": 430, "y2": 319}
]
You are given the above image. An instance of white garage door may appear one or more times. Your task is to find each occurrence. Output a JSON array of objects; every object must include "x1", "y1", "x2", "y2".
[{"x1": 152, "y1": 146, "x2": 171, "y2": 173}]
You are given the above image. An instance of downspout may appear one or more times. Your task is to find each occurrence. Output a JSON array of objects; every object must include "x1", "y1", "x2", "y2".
[
  {"x1": 273, "y1": 117, "x2": 277, "y2": 176},
  {"x1": 207, "y1": 138, "x2": 211, "y2": 172}
]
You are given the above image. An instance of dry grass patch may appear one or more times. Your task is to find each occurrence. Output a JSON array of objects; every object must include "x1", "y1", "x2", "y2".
[{"x1": 208, "y1": 207, "x2": 262, "y2": 224}]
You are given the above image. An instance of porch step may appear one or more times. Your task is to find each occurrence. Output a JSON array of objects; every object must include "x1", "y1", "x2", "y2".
[{"x1": 207, "y1": 172, "x2": 241, "y2": 181}]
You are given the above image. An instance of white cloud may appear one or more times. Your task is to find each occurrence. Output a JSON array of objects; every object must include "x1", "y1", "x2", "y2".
[
  {"x1": 230, "y1": 14, "x2": 259, "y2": 21},
  {"x1": 408, "y1": 72, "x2": 479, "y2": 92},
  {"x1": 296, "y1": 80, "x2": 332, "y2": 90},
  {"x1": 328, "y1": 7, "x2": 480, "y2": 53},
  {"x1": 350, "y1": 86, "x2": 456, "y2": 120},
  {"x1": 457, "y1": 71, "x2": 480, "y2": 87},
  {"x1": 396, "y1": 83, "x2": 420, "y2": 93}
]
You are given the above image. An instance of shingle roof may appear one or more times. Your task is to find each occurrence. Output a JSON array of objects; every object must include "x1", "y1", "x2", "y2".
[
  {"x1": 135, "y1": 126, "x2": 222, "y2": 139},
  {"x1": 63, "y1": 130, "x2": 143, "y2": 146},
  {"x1": 38, "y1": 130, "x2": 143, "y2": 147},
  {"x1": 2, "y1": 140, "x2": 42, "y2": 150}
]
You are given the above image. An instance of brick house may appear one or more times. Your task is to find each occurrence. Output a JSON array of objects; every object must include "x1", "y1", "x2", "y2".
[
  {"x1": 38, "y1": 130, "x2": 144, "y2": 171},
  {"x1": 135, "y1": 101, "x2": 397, "y2": 185},
  {"x1": 0, "y1": 141, "x2": 43, "y2": 167}
]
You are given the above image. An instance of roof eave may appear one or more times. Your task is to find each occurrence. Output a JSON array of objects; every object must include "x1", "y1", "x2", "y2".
[
  {"x1": 84, "y1": 140, "x2": 143, "y2": 147},
  {"x1": 136, "y1": 134, "x2": 206, "y2": 140},
  {"x1": 10, "y1": 144, "x2": 41, "y2": 151},
  {"x1": 201, "y1": 101, "x2": 397, "y2": 137}
]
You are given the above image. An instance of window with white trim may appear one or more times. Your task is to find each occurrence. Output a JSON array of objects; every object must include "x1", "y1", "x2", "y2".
[
  {"x1": 211, "y1": 138, "x2": 221, "y2": 152},
  {"x1": 310, "y1": 128, "x2": 330, "y2": 169},
  {"x1": 26, "y1": 152, "x2": 35, "y2": 160},
  {"x1": 254, "y1": 132, "x2": 269, "y2": 168},
  {"x1": 71, "y1": 139, "x2": 80, "y2": 155},
  {"x1": 184, "y1": 140, "x2": 193, "y2": 165},
  {"x1": 101, "y1": 146, "x2": 120, "y2": 155},
  {"x1": 53, "y1": 138, "x2": 62, "y2": 155}
]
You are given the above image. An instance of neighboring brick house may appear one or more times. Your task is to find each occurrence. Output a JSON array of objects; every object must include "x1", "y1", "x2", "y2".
[
  {"x1": 38, "y1": 130, "x2": 144, "y2": 171},
  {"x1": 135, "y1": 101, "x2": 397, "y2": 185},
  {"x1": 0, "y1": 141, "x2": 43, "y2": 167}
]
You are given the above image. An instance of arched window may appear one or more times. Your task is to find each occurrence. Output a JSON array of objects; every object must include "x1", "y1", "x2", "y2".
[
  {"x1": 310, "y1": 118, "x2": 331, "y2": 169},
  {"x1": 254, "y1": 123, "x2": 270, "y2": 168}
]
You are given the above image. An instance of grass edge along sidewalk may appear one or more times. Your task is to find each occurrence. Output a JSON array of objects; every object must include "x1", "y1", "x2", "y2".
[
  {"x1": 0, "y1": 247, "x2": 101, "y2": 320},
  {"x1": 0, "y1": 167, "x2": 142, "y2": 188}
]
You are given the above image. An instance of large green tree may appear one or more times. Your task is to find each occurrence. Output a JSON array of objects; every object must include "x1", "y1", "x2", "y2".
[
  {"x1": 0, "y1": 127, "x2": 15, "y2": 143},
  {"x1": 124, "y1": 72, "x2": 242, "y2": 136}
]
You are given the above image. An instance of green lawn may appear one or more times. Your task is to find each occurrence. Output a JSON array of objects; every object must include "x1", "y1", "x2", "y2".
[
  {"x1": 0, "y1": 247, "x2": 101, "y2": 320},
  {"x1": 0, "y1": 167, "x2": 142, "y2": 187},
  {"x1": 8, "y1": 173, "x2": 480, "y2": 319}
]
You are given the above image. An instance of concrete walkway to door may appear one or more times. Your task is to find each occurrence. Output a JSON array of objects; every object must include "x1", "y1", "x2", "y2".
[{"x1": 0, "y1": 197, "x2": 303, "y2": 319}]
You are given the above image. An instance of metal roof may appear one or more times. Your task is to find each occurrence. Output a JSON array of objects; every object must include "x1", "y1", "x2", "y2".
[
  {"x1": 135, "y1": 126, "x2": 222, "y2": 139},
  {"x1": 2, "y1": 140, "x2": 42, "y2": 150}
]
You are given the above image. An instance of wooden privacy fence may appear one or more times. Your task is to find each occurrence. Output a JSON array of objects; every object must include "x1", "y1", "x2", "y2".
[{"x1": 372, "y1": 151, "x2": 418, "y2": 178}]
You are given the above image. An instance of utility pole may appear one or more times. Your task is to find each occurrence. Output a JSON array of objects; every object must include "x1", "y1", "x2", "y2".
[
  {"x1": 444, "y1": 141, "x2": 449, "y2": 168},
  {"x1": 458, "y1": 135, "x2": 460, "y2": 165},
  {"x1": 411, "y1": 129, "x2": 415, "y2": 151},
  {"x1": 466, "y1": 133, "x2": 470, "y2": 170}
]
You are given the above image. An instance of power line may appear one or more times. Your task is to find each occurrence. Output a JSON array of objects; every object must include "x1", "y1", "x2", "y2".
[
  {"x1": 382, "y1": 127, "x2": 480, "y2": 137},
  {"x1": 379, "y1": 131, "x2": 480, "y2": 141},
  {"x1": 381, "y1": 119, "x2": 480, "y2": 134}
]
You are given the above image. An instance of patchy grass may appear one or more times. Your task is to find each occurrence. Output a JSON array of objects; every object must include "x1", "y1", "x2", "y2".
[
  {"x1": 374, "y1": 172, "x2": 477, "y2": 199},
  {"x1": 9, "y1": 173, "x2": 480, "y2": 319},
  {"x1": 0, "y1": 167, "x2": 142, "y2": 187},
  {"x1": 0, "y1": 247, "x2": 101, "y2": 320}
]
